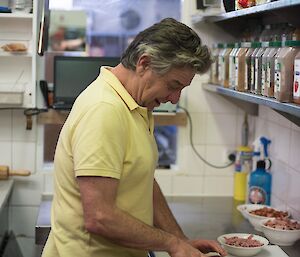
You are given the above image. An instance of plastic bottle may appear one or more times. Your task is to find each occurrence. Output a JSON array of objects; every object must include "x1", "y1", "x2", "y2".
[
  {"x1": 274, "y1": 40, "x2": 300, "y2": 102},
  {"x1": 248, "y1": 160, "x2": 272, "y2": 205},
  {"x1": 293, "y1": 51, "x2": 300, "y2": 104},
  {"x1": 265, "y1": 41, "x2": 281, "y2": 97}
]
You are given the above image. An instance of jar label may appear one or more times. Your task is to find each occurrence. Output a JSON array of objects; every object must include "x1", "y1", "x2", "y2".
[
  {"x1": 274, "y1": 59, "x2": 281, "y2": 93},
  {"x1": 249, "y1": 186, "x2": 267, "y2": 204}
]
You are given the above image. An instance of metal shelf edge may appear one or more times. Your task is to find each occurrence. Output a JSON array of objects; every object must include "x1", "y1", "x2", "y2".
[
  {"x1": 204, "y1": 84, "x2": 300, "y2": 119},
  {"x1": 192, "y1": 0, "x2": 300, "y2": 24}
]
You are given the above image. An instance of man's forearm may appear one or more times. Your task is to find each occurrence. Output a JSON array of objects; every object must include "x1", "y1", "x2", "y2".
[{"x1": 153, "y1": 179, "x2": 187, "y2": 239}]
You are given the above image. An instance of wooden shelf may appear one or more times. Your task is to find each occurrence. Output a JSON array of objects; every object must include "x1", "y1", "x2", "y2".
[
  {"x1": 37, "y1": 109, "x2": 187, "y2": 126},
  {"x1": 203, "y1": 84, "x2": 300, "y2": 126}
]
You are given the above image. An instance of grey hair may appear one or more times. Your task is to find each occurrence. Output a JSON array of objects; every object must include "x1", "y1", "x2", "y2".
[{"x1": 121, "y1": 18, "x2": 212, "y2": 75}]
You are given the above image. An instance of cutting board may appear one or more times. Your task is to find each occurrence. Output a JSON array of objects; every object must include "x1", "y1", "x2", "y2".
[{"x1": 227, "y1": 245, "x2": 289, "y2": 257}]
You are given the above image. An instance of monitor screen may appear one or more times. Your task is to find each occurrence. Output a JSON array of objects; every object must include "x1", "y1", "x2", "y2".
[{"x1": 53, "y1": 56, "x2": 120, "y2": 108}]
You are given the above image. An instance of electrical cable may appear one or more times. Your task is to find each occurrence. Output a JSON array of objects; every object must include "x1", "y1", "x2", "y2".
[{"x1": 178, "y1": 105, "x2": 234, "y2": 169}]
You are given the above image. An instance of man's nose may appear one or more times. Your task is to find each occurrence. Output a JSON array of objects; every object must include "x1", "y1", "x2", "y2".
[{"x1": 168, "y1": 90, "x2": 181, "y2": 104}]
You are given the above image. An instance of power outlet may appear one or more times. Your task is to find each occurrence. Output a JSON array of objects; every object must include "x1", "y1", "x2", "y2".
[{"x1": 222, "y1": 149, "x2": 236, "y2": 163}]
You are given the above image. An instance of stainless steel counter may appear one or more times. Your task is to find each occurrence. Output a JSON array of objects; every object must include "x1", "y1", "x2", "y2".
[
  {"x1": 35, "y1": 196, "x2": 300, "y2": 256},
  {"x1": 0, "y1": 179, "x2": 14, "y2": 213}
]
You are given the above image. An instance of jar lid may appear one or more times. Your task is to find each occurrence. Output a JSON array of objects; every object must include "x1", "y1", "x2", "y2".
[
  {"x1": 283, "y1": 40, "x2": 300, "y2": 47},
  {"x1": 269, "y1": 41, "x2": 282, "y2": 47},
  {"x1": 226, "y1": 43, "x2": 235, "y2": 48}
]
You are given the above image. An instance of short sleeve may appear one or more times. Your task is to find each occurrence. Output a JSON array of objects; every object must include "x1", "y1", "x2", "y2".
[{"x1": 72, "y1": 102, "x2": 126, "y2": 179}]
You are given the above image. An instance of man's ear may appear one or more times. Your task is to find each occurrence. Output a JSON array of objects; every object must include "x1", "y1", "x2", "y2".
[{"x1": 136, "y1": 54, "x2": 151, "y2": 75}]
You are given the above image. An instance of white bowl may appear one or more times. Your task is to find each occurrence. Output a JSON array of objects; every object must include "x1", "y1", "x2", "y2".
[
  {"x1": 237, "y1": 204, "x2": 268, "y2": 220},
  {"x1": 245, "y1": 206, "x2": 289, "y2": 232},
  {"x1": 260, "y1": 218, "x2": 300, "y2": 246},
  {"x1": 217, "y1": 233, "x2": 268, "y2": 257}
]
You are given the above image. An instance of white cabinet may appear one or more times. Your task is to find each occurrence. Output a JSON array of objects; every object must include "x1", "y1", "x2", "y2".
[{"x1": 0, "y1": 0, "x2": 37, "y2": 108}]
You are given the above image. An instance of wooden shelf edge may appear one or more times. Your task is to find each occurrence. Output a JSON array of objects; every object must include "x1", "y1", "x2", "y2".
[{"x1": 37, "y1": 109, "x2": 187, "y2": 126}]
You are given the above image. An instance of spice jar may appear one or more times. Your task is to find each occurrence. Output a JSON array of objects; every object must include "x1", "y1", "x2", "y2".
[{"x1": 274, "y1": 40, "x2": 300, "y2": 102}]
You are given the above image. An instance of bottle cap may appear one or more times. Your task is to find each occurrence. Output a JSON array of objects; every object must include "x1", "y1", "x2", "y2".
[{"x1": 257, "y1": 160, "x2": 266, "y2": 169}]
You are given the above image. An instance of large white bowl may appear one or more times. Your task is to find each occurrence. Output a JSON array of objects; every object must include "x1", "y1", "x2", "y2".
[
  {"x1": 245, "y1": 206, "x2": 289, "y2": 232},
  {"x1": 217, "y1": 233, "x2": 268, "y2": 257},
  {"x1": 236, "y1": 204, "x2": 268, "y2": 220},
  {"x1": 260, "y1": 218, "x2": 300, "y2": 246}
]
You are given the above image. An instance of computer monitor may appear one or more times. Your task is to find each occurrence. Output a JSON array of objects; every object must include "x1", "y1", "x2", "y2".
[{"x1": 53, "y1": 56, "x2": 120, "y2": 109}]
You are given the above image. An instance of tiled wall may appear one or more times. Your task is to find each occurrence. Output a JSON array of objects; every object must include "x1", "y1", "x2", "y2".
[{"x1": 0, "y1": 110, "x2": 42, "y2": 257}]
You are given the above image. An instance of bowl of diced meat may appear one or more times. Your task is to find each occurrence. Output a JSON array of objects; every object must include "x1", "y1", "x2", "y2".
[
  {"x1": 217, "y1": 233, "x2": 268, "y2": 257},
  {"x1": 237, "y1": 204, "x2": 268, "y2": 220},
  {"x1": 245, "y1": 206, "x2": 289, "y2": 232},
  {"x1": 260, "y1": 217, "x2": 300, "y2": 246}
]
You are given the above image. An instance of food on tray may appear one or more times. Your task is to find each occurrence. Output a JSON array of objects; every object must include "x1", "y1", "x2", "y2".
[
  {"x1": 264, "y1": 218, "x2": 300, "y2": 230},
  {"x1": 224, "y1": 234, "x2": 263, "y2": 247},
  {"x1": 1, "y1": 43, "x2": 27, "y2": 52},
  {"x1": 249, "y1": 207, "x2": 288, "y2": 218}
]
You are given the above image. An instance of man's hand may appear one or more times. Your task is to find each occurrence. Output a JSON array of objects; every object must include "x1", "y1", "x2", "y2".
[{"x1": 187, "y1": 239, "x2": 227, "y2": 257}]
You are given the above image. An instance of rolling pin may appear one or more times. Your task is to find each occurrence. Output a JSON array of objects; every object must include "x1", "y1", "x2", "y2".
[{"x1": 0, "y1": 165, "x2": 31, "y2": 180}]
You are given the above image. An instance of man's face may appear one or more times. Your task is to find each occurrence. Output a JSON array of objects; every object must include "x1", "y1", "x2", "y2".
[{"x1": 137, "y1": 66, "x2": 195, "y2": 110}]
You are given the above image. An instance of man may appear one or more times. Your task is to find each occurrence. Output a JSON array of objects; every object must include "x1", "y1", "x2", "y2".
[{"x1": 42, "y1": 18, "x2": 226, "y2": 257}]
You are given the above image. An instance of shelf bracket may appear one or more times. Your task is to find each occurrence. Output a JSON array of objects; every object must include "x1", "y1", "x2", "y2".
[
  {"x1": 221, "y1": 95, "x2": 258, "y2": 116},
  {"x1": 274, "y1": 110, "x2": 300, "y2": 127}
]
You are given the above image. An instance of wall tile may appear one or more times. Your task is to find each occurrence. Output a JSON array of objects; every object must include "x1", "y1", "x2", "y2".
[
  {"x1": 271, "y1": 159, "x2": 291, "y2": 202},
  {"x1": 12, "y1": 110, "x2": 37, "y2": 142},
  {"x1": 289, "y1": 129, "x2": 300, "y2": 172},
  {"x1": 205, "y1": 114, "x2": 237, "y2": 145},
  {"x1": 204, "y1": 92, "x2": 238, "y2": 114},
  {"x1": 189, "y1": 112, "x2": 206, "y2": 145},
  {"x1": 154, "y1": 171, "x2": 173, "y2": 196},
  {"x1": 173, "y1": 175, "x2": 204, "y2": 196},
  {"x1": 185, "y1": 75, "x2": 210, "y2": 113},
  {"x1": 203, "y1": 176, "x2": 234, "y2": 196},
  {"x1": 267, "y1": 108, "x2": 292, "y2": 128},
  {"x1": 11, "y1": 141, "x2": 36, "y2": 171},
  {"x1": 10, "y1": 173, "x2": 43, "y2": 205},
  {"x1": 43, "y1": 172, "x2": 54, "y2": 194},
  {"x1": 287, "y1": 167, "x2": 300, "y2": 213},
  {"x1": 0, "y1": 141, "x2": 12, "y2": 166},
  {"x1": 179, "y1": 145, "x2": 205, "y2": 175},
  {"x1": 9, "y1": 206, "x2": 39, "y2": 237},
  {"x1": 268, "y1": 123, "x2": 291, "y2": 163},
  {"x1": 205, "y1": 145, "x2": 235, "y2": 176},
  {"x1": 0, "y1": 110, "x2": 12, "y2": 140}
]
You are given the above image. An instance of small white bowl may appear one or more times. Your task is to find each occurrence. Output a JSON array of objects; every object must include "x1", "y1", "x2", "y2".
[
  {"x1": 260, "y1": 218, "x2": 300, "y2": 246},
  {"x1": 245, "y1": 206, "x2": 289, "y2": 232},
  {"x1": 237, "y1": 204, "x2": 267, "y2": 220},
  {"x1": 217, "y1": 233, "x2": 268, "y2": 257}
]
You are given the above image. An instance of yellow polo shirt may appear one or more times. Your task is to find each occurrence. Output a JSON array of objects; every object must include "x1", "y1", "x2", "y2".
[{"x1": 42, "y1": 67, "x2": 158, "y2": 257}]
